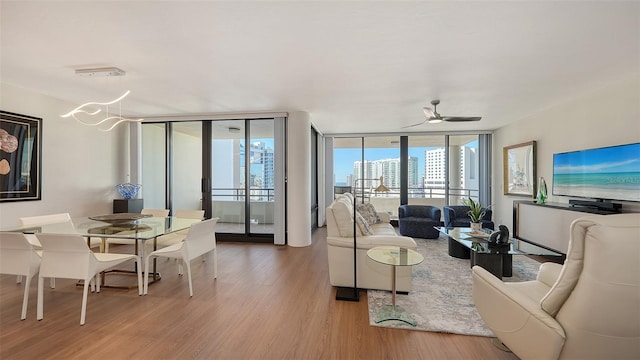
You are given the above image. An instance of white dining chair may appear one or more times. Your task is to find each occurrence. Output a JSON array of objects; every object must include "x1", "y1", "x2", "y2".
[
  {"x1": 155, "y1": 209, "x2": 205, "y2": 249},
  {"x1": 0, "y1": 232, "x2": 52, "y2": 320},
  {"x1": 19, "y1": 213, "x2": 72, "y2": 249},
  {"x1": 20, "y1": 212, "x2": 102, "y2": 249},
  {"x1": 18, "y1": 213, "x2": 76, "y2": 286},
  {"x1": 144, "y1": 218, "x2": 218, "y2": 297},
  {"x1": 141, "y1": 208, "x2": 171, "y2": 217},
  {"x1": 36, "y1": 233, "x2": 142, "y2": 325}
]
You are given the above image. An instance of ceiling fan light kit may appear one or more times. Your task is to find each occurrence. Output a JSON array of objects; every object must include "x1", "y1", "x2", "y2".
[{"x1": 405, "y1": 99, "x2": 482, "y2": 128}]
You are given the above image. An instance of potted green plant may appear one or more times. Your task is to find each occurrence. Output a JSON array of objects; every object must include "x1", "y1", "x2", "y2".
[{"x1": 462, "y1": 197, "x2": 486, "y2": 233}]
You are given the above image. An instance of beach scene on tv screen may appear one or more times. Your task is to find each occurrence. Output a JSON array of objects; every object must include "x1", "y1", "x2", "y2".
[{"x1": 553, "y1": 143, "x2": 640, "y2": 202}]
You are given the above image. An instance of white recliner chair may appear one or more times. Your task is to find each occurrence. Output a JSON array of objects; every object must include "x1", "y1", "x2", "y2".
[{"x1": 472, "y1": 213, "x2": 640, "y2": 360}]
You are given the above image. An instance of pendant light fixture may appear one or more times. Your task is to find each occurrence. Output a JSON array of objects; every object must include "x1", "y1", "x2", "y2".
[{"x1": 61, "y1": 67, "x2": 143, "y2": 131}]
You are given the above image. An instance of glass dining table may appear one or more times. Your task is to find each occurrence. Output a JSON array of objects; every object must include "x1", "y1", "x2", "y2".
[{"x1": 3, "y1": 214, "x2": 201, "y2": 288}]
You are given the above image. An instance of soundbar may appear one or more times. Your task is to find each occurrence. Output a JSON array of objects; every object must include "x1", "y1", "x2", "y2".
[{"x1": 569, "y1": 199, "x2": 622, "y2": 212}]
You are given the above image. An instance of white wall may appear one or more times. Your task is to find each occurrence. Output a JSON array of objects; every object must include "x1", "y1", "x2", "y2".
[
  {"x1": 0, "y1": 83, "x2": 128, "y2": 227},
  {"x1": 493, "y1": 76, "x2": 640, "y2": 230}
]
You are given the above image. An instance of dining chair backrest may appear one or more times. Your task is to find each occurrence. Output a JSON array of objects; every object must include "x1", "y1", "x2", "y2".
[
  {"x1": 19, "y1": 213, "x2": 74, "y2": 248},
  {"x1": 141, "y1": 209, "x2": 170, "y2": 218},
  {"x1": 184, "y1": 218, "x2": 218, "y2": 260},
  {"x1": 0, "y1": 232, "x2": 41, "y2": 275},
  {"x1": 36, "y1": 233, "x2": 94, "y2": 279},
  {"x1": 175, "y1": 209, "x2": 205, "y2": 220},
  {"x1": 19, "y1": 213, "x2": 72, "y2": 227}
]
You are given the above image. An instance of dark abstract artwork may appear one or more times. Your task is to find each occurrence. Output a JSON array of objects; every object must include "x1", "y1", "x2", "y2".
[{"x1": 0, "y1": 111, "x2": 42, "y2": 202}]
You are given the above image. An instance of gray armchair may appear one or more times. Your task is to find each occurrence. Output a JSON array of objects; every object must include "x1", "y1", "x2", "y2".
[{"x1": 398, "y1": 205, "x2": 441, "y2": 239}]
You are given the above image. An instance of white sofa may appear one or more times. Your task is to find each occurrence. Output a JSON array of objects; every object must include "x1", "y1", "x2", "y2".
[{"x1": 326, "y1": 193, "x2": 417, "y2": 292}]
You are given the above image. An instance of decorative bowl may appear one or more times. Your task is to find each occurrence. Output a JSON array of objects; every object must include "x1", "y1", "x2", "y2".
[
  {"x1": 116, "y1": 183, "x2": 141, "y2": 199},
  {"x1": 89, "y1": 213, "x2": 151, "y2": 225}
]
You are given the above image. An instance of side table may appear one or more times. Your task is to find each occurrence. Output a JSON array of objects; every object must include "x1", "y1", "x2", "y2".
[{"x1": 367, "y1": 246, "x2": 424, "y2": 326}]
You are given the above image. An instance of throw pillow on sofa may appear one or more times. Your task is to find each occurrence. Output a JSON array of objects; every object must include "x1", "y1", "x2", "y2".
[
  {"x1": 355, "y1": 211, "x2": 373, "y2": 235},
  {"x1": 356, "y1": 203, "x2": 382, "y2": 224}
]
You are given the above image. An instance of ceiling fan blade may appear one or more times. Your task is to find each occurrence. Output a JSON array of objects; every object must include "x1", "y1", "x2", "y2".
[
  {"x1": 422, "y1": 107, "x2": 434, "y2": 118},
  {"x1": 401, "y1": 119, "x2": 428, "y2": 128},
  {"x1": 442, "y1": 116, "x2": 482, "y2": 122}
]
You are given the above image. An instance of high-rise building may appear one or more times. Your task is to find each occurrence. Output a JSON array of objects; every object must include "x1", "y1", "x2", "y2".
[
  {"x1": 249, "y1": 141, "x2": 274, "y2": 200},
  {"x1": 352, "y1": 157, "x2": 418, "y2": 191},
  {"x1": 424, "y1": 146, "x2": 477, "y2": 192},
  {"x1": 425, "y1": 148, "x2": 447, "y2": 189}
]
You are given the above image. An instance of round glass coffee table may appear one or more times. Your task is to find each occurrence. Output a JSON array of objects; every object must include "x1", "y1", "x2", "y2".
[{"x1": 367, "y1": 246, "x2": 424, "y2": 326}]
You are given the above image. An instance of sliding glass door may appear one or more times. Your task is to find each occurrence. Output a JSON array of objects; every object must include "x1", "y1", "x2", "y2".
[
  {"x1": 247, "y1": 119, "x2": 274, "y2": 235},
  {"x1": 172, "y1": 122, "x2": 203, "y2": 213},
  {"x1": 211, "y1": 120, "x2": 245, "y2": 233},
  {"x1": 142, "y1": 118, "x2": 283, "y2": 243}
]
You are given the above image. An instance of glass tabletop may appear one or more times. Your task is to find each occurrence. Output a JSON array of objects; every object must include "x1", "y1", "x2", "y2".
[
  {"x1": 436, "y1": 226, "x2": 563, "y2": 257},
  {"x1": 367, "y1": 246, "x2": 424, "y2": 267},
  {"x1": 3, "y1": 216, "x2": 201, "y2": 240}
]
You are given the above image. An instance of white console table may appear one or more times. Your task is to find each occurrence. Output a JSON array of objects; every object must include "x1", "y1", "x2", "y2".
[{"x1": 513, "y1": 201, "x2": 616, "y2": 254}]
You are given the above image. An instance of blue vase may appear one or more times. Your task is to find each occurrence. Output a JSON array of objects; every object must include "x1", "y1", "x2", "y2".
[{"x1": 116, "y1": 183, "x2": 141, "y2": 199}]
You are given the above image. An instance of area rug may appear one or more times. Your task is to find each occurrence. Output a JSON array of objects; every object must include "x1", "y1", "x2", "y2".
[{"x1": 367, "y1": 237, "x2": 541, "y2": 336}]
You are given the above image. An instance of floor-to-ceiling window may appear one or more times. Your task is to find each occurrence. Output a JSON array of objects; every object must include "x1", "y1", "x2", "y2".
[
  {"x1": 364, "y1": 136, "x2": 400, "y2": 216},
  {"x1": 407, "y1": 135, "x2": 447, "y2": 210},
  {"x1": 332, "y1": 136, "x2": 401, "y2": 215},
  {"x1": 447, "y1": 135, "x2": 480, "y2": 205},
  {"x1": 407, "y1": 134, "x2": 482, "y2": 208},
  {"x1": 332, "y1": 133, "x2": 491, "y2": 219}
]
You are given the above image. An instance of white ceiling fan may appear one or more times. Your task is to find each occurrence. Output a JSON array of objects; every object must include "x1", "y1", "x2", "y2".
[{"x1": 403, "y1": 99, "x2": 482, "y2": 128}]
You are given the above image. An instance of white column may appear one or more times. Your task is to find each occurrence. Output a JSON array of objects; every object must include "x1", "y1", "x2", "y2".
[
  {"x1": 287, "y1": 112, "x2": 312, "y2": 247},
  {"x1": 274, "y1": 118, "x2": 286, "y2": 245}
]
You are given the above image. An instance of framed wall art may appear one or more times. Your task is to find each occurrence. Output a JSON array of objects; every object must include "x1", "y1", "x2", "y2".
[
  {"x1": 0, "y1": 111, "x2": 42, "y2": 202},
  {"x1": 503, "y1": 140, "x2": 536, "y2": 197}
]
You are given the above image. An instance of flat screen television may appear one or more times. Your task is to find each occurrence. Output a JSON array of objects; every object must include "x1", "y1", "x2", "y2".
[{"x1": 552, "y1": 142, "x2": 640, "y2": 203}]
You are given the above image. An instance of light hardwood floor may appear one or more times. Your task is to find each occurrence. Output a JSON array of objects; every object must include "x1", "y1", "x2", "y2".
[{"x1": 0, "y1": 227, "x2": 518, "y2": 359}]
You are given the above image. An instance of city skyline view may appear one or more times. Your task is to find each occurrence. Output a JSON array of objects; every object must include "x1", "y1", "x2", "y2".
[{"x1": 334, "y1": 140, "x2": 479, "y2": 189}]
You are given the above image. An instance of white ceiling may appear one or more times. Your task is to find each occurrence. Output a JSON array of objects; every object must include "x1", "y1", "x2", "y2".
[{"x1": 1, "y1": 1, "x2": 638, "y2": 135}]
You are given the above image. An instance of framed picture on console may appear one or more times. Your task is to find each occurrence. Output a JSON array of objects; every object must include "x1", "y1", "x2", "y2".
[
  {"x1": 503, "y1": 141, "x2": 536, "y2": 197},
  {"x1": 0, "y1": 111, "x2": 42, "y2": 202}
]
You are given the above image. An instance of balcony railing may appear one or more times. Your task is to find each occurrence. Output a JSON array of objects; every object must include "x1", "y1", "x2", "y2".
[
  {"x1": 212, "y1": 187, "x2": 275, "y2": 202},
  {"x1": 342, "y1": 186, "x2": 478, "y2": 200}
]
